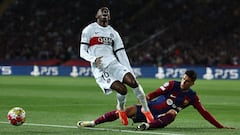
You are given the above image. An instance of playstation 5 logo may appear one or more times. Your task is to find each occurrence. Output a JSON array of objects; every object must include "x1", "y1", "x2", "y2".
[
  {"x1": 155, "y1": 67, "x2": 165, "y2": 79},
  {"x1": 0, "y1": 66, "x2": 12, "y2": 75},
  {"x1": 155, "y1": 67, "x2": 186, "y2": 79},
  {"x1": 203, "y1": 67, "x2": 214, "y2": 80},
  {"x1": 30, "y1": 65, "x2": 40, "y2": 76},
  {"x1": 70, "y1": 66, "x2": 78, "y2": 77},
  {"x1": 70, "y1": 66, "x2": 92, "y2": 77},
  {"x1": 30, "y1": 65, "x2": 58, "y2": 76},
  {"x1": 203, "y1": 67, "x2": 238, "y2": 79}
]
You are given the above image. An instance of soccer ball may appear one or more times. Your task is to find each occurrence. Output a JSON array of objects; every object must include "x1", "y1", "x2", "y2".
[{"x1": 7, "y1": 107, "x2": 26, "y2": 126}]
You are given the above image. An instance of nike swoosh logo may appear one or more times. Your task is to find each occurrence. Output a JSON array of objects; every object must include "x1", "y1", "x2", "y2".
[{"x1": 170, "y1": 94, "x2": 176, "y2": 98}]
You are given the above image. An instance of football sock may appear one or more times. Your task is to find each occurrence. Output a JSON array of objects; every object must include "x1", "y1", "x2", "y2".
[
  {"x1": 116, "y1": 92, "x2": 128, "y2": 125},
  {"x1": 94, "y1": 110, "x2": 118, "y2": 125},
  {"x1": 132, "y1": 84, "x2": 149, "y2": 112},
  {"x1": 116, "y1": 93, "x2": 126, "y2": 110},
  {"x1": 132, "y1": 84, "x2": 154, "y2": 122},
  {"x1": 149, "y1": 113, "x2": 175, "y2": 128}
]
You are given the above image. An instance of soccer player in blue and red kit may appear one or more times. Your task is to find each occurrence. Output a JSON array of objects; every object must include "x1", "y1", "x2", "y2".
[{"x1": 78, "y1": 70, "x2": 234, "y2": 130}]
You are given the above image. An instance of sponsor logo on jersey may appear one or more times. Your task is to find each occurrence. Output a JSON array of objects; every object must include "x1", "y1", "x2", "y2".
[
  {"x1": 166, "y1": 99, "x2": 173, "y2": 106},
  {"x1": 166, "y1": 98, "x2": 178, "y2": 109},
  {"x1": 89, "y1": 36, "x2": 113, "y2": 46},
  {"x1": 170, "y1": 94, "x2": 176, "y2": 98}
]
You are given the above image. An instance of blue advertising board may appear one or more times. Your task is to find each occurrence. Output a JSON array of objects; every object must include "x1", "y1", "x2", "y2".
[{"x1": 0, "y1": 65, "x2": 239, "y2": 80}]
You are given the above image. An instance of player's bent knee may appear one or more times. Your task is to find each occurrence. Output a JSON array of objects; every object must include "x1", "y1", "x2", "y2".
[
  {"x1": 111, "y1": 81, "x2": 128, "y2": 95},
  {"x1": 156, "y1": 109, "x2": 177, "y2": 128},
  {"x1": 123, "y1": 73, "x2": 138, "y2": 88},
  {"x1": 151, "y1": 114, "x2": 176, "y2": 128},
  {"x1": 167, "y1": 109, "x2": 177, "y2": 118},
  {"x1": 127, "y1": 79, "x2": 138, "y2": 88}
]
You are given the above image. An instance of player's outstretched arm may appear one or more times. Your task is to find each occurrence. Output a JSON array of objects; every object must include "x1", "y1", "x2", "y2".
[{"x1": 193, "y1": 98, "x2": 235, "y2": 129}]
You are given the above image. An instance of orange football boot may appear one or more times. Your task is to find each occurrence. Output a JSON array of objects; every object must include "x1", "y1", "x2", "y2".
[
  {"x1": 142, "y1": 111, "x2": 154, "y2": 123},
  {"x1": 117, "y1": 110, "x2": 128, "y2": 125}
]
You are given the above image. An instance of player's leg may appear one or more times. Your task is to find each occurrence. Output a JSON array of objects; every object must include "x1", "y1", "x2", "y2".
[
  {"x1": 123, "y1": 72, "x2": 154, "y2": 123},
  {"x1": 94, "y1": 72, "x2": 128, "y2": 125},
  {"x1": 110, "y1": 81, "x2": 128, "y2": 125},
  {"x1": 95, "y1": 71, "x2": 128, "y2": 111},
  {"x1": 77, "y1": 110, "x2": 118, "y2": 127},
  {"x1": 77, "y1": 106, "x2": 138, "y2": 127},
  {"x1": 106, "y1": 62, "x2": 152, "y2": 125},
  {"x1": 136, "y1": 109, "x2": 177, "y2": 130},
  {"x1": 94, "y1": 106, "x2": 137, "y2": 125}
]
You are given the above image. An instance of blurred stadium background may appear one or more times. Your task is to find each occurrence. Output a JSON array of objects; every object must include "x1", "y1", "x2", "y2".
[{"x1": 0, "y1": 0, "x2": 239, "y2": 67}]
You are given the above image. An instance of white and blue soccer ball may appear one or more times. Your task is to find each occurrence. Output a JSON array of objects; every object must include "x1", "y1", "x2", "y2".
[{"x1": 7, "y1": 107, "x2": 26, "y2": 126}]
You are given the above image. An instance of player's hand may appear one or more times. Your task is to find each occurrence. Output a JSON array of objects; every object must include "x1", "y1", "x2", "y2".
[
  {"x1": 146, "y1": 96, "x2": 151, "y2": 101},
  {"x1": 95, "y1": 56, "x2": 103, "y2": 67}
]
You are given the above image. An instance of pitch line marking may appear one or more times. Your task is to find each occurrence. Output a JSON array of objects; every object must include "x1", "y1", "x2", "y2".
[{"x1": 0, "y1": 121, "x2": 184, "y2": 135}]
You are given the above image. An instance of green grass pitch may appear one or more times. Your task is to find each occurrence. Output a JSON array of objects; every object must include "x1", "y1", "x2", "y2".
[{"x1": 0, "y1": 76, "x2": 239, "y2": 135}]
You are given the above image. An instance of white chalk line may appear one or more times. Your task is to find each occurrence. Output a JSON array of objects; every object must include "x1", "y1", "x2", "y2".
[{"x1": 0, "y1": 121, "x2": 184, "y2": 135}]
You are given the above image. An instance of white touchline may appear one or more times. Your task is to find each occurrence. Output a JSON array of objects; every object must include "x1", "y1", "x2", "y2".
[{"x1": 0, "y1": 121, "x2": 184, "y2": 135}]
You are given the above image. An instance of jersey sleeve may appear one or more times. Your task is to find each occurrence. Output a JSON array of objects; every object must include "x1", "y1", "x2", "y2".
[
  {"x1": 193, "y1": 95, "x2": 224, "y2": 128},
  {"x1": 113, "y1": 31, "x2": 134, "y2": 74},
  {"x1": 79, "y1": 27, "x2": 97, "y2": 63},
  {"x1": 147, "y1": 80, "x2": 174, "y2": 100}
]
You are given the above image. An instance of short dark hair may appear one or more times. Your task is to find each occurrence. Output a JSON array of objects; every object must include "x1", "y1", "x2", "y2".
[{"x1": 185, "y1": 70, "x2": 197, "y2": 82}]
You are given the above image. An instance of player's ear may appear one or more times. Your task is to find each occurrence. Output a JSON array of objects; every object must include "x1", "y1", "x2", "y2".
[
  {"x1": 95, "y1": 13, "x2": 99, "y2": 19},
  {"x1": 95, "y1": 8, "x2": 101, "y2": 19}
]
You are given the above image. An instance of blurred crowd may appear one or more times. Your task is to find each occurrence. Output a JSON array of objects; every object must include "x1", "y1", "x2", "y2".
[{"x1": 0, "y1": 0, "x2": 239, "y2": 66}]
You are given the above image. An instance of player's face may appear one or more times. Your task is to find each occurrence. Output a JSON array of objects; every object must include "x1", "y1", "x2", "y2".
[
  {"x1": 180, "y1": 74, "x2": 194, "y2": 90},
  {"x1": 96, "y1": 7, "x2": 110, "y2": 23}
]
